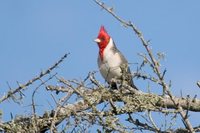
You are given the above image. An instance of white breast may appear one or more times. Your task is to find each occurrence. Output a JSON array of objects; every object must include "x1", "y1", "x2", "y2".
[{"x1": 98, "y1": 38, "x2": 127, "y2": 83}]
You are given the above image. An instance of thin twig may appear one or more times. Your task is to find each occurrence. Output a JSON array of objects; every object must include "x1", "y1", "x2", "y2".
[
  {"x1": 147, "y1": 111, "x2": 160, "y2": 132},
  {"x1": 50, "y1": 89, "x2": 74, "y2": 133},
  {"x1": 127, "y1": 113, "x2": 156, "y2": 132},
  {"x1": 0, "y1": 53, "x2": 69, "y2": 103},
  {"x1": 94, "y1": 0, "x2": 194, "y2": 132}
]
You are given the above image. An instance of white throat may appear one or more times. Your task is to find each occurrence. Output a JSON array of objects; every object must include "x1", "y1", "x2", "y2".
[
  {"x1": 104, "y1": 38, "x2": 114, "y2": 51},
  {"x1": 102, "y1": 38, "x2": 115, "y2": 61}
]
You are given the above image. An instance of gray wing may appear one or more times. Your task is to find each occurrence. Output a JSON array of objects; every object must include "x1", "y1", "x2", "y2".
[{"x1": 112, "y1": 41, "x2": 138, "y2": 90}]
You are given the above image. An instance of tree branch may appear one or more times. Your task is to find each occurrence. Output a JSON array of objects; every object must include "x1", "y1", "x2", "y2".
[
  {"x1": 0, "y1": 53, "x2": 69, "y2": 103},
  {"x1": 1, "y1": 86, "x2": 200, "y2": 132},
  {"x1": 94, "y1": 0, "x2": 195, "y2": 132}
]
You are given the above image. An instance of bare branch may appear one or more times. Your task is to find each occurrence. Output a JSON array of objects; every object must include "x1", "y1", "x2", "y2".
[
  {"x1": 94, "y1": 1, "x2": 194, "y2": 132},
  {"x1": 1, "y1": 85, "x2": 200, "y2": 132},
  {"x1": 0, "y1": 53, "x2": 69, "y2": 103}
]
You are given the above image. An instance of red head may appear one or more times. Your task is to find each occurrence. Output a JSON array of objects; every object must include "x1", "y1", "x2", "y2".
[{"x1": 94, "y1": 26, "x2": 111, "y2": 60}]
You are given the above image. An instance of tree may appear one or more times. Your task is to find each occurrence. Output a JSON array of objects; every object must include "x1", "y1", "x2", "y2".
[{"x1": 0, "y1": 1, "x2": 199, "y2": 133}]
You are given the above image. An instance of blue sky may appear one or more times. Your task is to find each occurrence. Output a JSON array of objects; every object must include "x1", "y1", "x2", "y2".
[{"x1": 0, "y1": 0, "x2": 200, "y2": 131}]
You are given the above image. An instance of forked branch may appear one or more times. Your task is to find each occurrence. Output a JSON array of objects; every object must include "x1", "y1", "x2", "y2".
[{"x1": 94, "y1": 0, "x2": 194, "y2": 132}]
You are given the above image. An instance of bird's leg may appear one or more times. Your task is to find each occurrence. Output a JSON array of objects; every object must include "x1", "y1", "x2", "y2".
[
  {"x1": 120, "y1": 64, "x2": 129, "y2": 87},
  {"x1": 110, "y1": 78, "x2": 118, "y2": 89}
]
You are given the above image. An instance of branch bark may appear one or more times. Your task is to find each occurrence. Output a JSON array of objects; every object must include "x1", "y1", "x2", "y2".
[
  {"x1": 1, "y1": 86, "x2": 200, "y2": 132},
  {"x1": 0, "y1": 53, "x2": 70, "y2": 103},
  {"x1": 93, "y1": 0, "x2": 195, "y2": 132}
]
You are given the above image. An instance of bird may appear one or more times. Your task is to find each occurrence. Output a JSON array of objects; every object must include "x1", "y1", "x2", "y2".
[{"x1": 94, "y1": 26, "x2": 138, "y2": 90}]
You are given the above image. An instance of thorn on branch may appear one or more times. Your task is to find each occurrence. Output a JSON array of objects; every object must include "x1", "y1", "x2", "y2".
[
  {"x1": 192, "y1": 95, "x2": 197, "y2": 103},
  {"x1": 147, "y1": 40, "x2": 151, "y2": 44},
  {"x1": 0, "y1": 53, "x2": 69, "y2": 103},
  {"x1": 161, "y1": 69, "x2": 167, "y2": 80},
  {"x1": 197, "y1": 81, "x2": 200, "y2": 88}
]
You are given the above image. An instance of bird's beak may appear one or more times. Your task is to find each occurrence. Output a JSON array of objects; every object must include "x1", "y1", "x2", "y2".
[{"x1": 94, "y1": 38, "x2": 101, "y2": 43}]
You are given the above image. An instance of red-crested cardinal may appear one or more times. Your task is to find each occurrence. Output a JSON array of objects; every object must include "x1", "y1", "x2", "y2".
[{"x1": 94, "y1": 26, "x2": 138, "y2": 90}]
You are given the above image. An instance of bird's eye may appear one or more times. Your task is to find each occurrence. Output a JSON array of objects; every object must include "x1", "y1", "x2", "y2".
[{"x1": 101, "y1": 37, "x2": 105, "y2": 41}]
